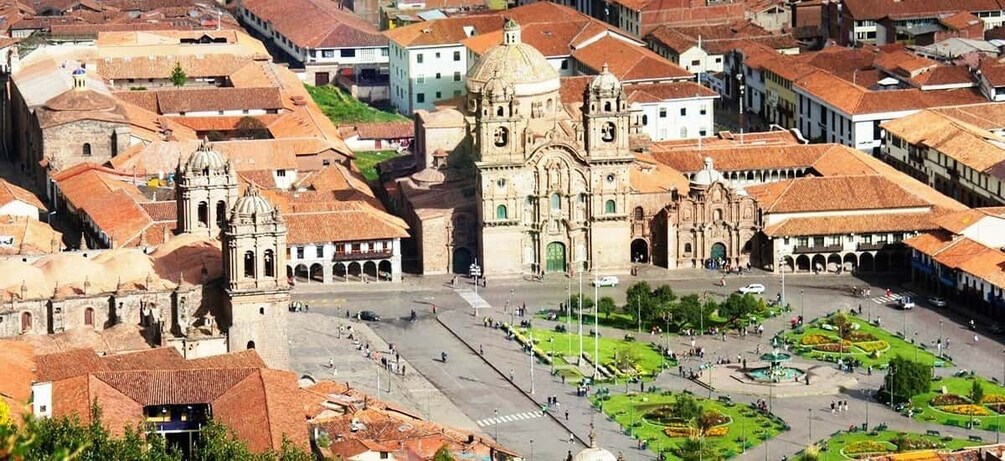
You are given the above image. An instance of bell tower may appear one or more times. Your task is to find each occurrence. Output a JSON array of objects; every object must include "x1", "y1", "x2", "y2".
[
  {"x1": 176, "y1": 138, "x2": 238, "y2": 238},
  {"x1": 583, "y1": 64, "x2": 631, "y2": 160},
  {"x1": 222, "y1": 187, "x2": 290, "y2": 369},
  {"x1": 475, "y1": 72, "x2": 522, "y2": 164}
]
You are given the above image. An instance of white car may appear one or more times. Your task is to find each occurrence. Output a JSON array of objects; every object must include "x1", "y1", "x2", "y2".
[
  {"x1": 738, "y1": 283, "x2": 766, "y2": 295},
  {"x1": 592, "y1": 276, "x2": 619, "y2": 287},
  {"x1": 928, "y1": 297, "x2": 947, "y2": 308},
  {"x1": 897, "y1": 296, "x2": 915, "y2": 310}
]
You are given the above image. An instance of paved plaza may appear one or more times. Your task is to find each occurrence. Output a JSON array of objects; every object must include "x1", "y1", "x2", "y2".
[{"x1": 290, "y1": 267, "x2": 1005, "y2": 460}]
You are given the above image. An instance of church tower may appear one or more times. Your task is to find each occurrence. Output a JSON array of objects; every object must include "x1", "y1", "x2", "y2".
[
  {"x1": 474, "y1": 70, "x2": 522, "y2": 164},
  {"x1": 176, "y1": 139, "x2": 238, "y2": 238},
  {"x1": 583, "y1": 64, "x2": 632, "y2": 160},
  {"x1": 222, "y1": 186, "x2": 290, "y2": 369}
]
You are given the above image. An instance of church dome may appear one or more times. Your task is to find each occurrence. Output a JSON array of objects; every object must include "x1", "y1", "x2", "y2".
[
  {"x1": 690, "y1": 156, "x2": 725, "y2": 188},
  {"x1": 573, "y1": 447, "x2": 618, "y2": 461},
  {"x1": 589, "y1": 63, "x2": 622, "y2": 94},
  {"x1": 466, "y1": 19, "x2": 559, "y2": 97},
  {"x1": 232, "y1": 187, "x2": 274, "y2": 216},
  {"x1": 185, "y1": 139, "x2": 228, "y2": 174}
]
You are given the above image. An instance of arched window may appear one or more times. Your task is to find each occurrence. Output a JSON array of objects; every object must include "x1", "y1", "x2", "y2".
[
  {"x1": 713, "y1": 209, "x2": 723, "y2": 221},
  {"x1": 684, "y1": 243, "x2": 692, "y2": 254},
  {"x1": 601, "y1": 122, "x2": 616, "y2": 142},
  {"x1": 84, "y1": 308, "x2": 94, "y2": 327},
  {"x1": 243, "y1": 251, "x2": 255, "y2": 277},
  {"x1": 604, "y1": 101, "x2": 611, "y2": 111},
  {"x1": 550, "y1": 193, "x2": 561, "y2": 211},
  {"x1": 496, "y1": 204, "x2": 508, "y2": 220},
  {"x1": 604, "y1": 200, "x2": 616, "y2": 214},
  {"x1": 642, "y1": 114, "x2": 648, "y2": 126},
  {"x1": 82, "y1": 143, "x2": 92, "y2": 157},
  {"x1": 634, "y1": 206, "x2": 644, "y2": 220},
  {"x1": 216, "y1": 201, "x2": 227, "y2": 227},
  {"x1": 197, "y1": 202, "x2": 208, "y2": 227},
  {"x1": 546, "y1": 98, "x2": 553, "y2": 112},
  {"x1": 259, "y1": 307, "x2": 265, "y2": 315},
  {"x1": 493, "y1": 127, "x2": 508, "y2": 147},
  {"x1": 496, "y1": 106, "x2": 504, "y2": 117},
  {"x1": 264, "y1": 249, "x2": 275, "y2": 277},
  {"x1": 246, "y1": 341, "x2": 256, "y2": 349}
]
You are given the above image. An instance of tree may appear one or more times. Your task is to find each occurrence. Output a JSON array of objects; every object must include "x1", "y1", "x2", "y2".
[
  {"x1": 235, "y1": 116, "x2": 270, "y2": 140},
  {"x1": 884, "y1": 355, "x2": 932, "y2": 404},
  {"x1": 970, "y1": 380, "x2": 985, "y2": 404},
  {"x1": 625, "y1": 281, "x2": 652, "y2": 322},
  {"x1": 433, "y1": 445, "x2": 455, "y2": 461},
  {"x1": 671, "y1": 393, "x2": 702, "y2": 421},
  {"x1": 675, "y1": 294, "x2": 708, "y2": 331},
  {"x1": 612, "y1": 345, "x2": 640, "y2": 371},
  {"x1": 568, "y1": 294, "x2": 594, "y2": 312},
  {"x1": 696, "y1": 410, "x2": 722, "y2": 435},
  {"x1": 673, "y1": 436, "x2": 717, "y2": 461},
  {"x1": 170, "y1": 62, "x2": 187, "y2": 87},
  {"x1": 719, "y1": 293, "x2": 759, "y2": 324},
  {"x1": 598, "y1": 296, "x2": 616, "y2": 319},
  {"x1": 798, "y1": 444, "x2": 821, "y2": 461}
]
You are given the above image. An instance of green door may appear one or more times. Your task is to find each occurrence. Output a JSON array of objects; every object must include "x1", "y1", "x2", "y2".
[
  {"x1": 710, "y1": 242, "x2": 727, "y2": 261},
  {"x1": 545, "y1": 242, "x2": 567, "y2": 273}
]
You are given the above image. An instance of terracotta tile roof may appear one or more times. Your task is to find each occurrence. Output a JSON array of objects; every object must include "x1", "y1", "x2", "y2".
[
  {"x1": 0, "y1": 340, "x2": 35, "y2": 422},
  {"x1": 572, "y1": 35, "x2": 691, "y2": 82},
  {"x1": 139, "y1": 201, "x2": 177, "y2": 222},
  {"x1": 281, "y1": 199, "x2": 409, "y2": 243},
  {"x1": 842, "y1": 0, "x2": 1005, "y2": 21},
  {"x1": 911, "y1": 65, "x2": 973, "y2": 87},
  {"x1": 650, "y1": 129, "x2": 806, "y2": 150},
  {"x1": 958, "y1": 249, "x2": 1005, "y2": 288},
  {"x1": 101, "y1": 348, "x2": 187, "y2": 371},
  {"x1": 651, "y1": 143, "x2": 840, "y2": 172},
  {"x1": 338, "y1": 121, "x2": 414, "y2": 140},
  {"x1": 167, "y1": 114, "x2": 282, "y2": 133},
  {"x1": 941, "y1": 11, "x2": 984, "y2": 29},
  {"x1": 185, "y1": 349, "x2": 266, "y2": 369},
  {"x1": 625, "y1": 81, "x2": 719, "y2": 104},
  {"x1": 762, "y1": 211, "x2": 939, "y2": 237},
  {"x1": 903, "y1": 229, "x2": 955, "y2": 254},
  {"x1": 0, "y1": 179, "x2": 45, "y2": 211},
  {"x1": 794, "y1": 68, "x2": 987, "y2": 115},
  {"x1": 933, "y1": 207, "x2": 1005, "y2": 233},
  {"x1": 36, "y1": 348, "x2": 110, "y2": 382},
  {"x1": 92, "y1": 368, "x2": 258, "y2": 406},
  {"x1": 110, "y1": 139, "x2": 306, "y2": 177},
  {"x1": 631, "y1": 154, "x2": 689, "y2": 193},
  {"x1": 748, "y1": 175, "x2": 930, "y2": 213},
  {"x1": 385, "y1": 15, "x2": 501, "y2": 48},
  {"x1": 241, "y1": 0, "x2": 386, "y2": 49},
  {"x1": 932, "y1": 236, "x2": 994, "y2": 268},
  {"x1": 114, "y1": 87, "x2": 284, "y2": 114},
  {"x1": 0, "y1": 215, "x2": 63, "y2": 255},
  {"x1": 647, "y1": 22, "x2": 798, "y2": 55},
  {"x1": 882, "y1": 109, "x2": 1005, "y2": 173},
  {"x1": 98, "y1": 53, "x2": 262, "y2": 80}
]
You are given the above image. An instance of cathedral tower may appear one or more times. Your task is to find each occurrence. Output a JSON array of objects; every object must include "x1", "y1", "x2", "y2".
[
  {"x1": 583, "y1": 64, "x2": 632, "y2": 160},
  {"x1": 222, "y1": 186, "x2": 290, "y2": 369},
  {"x1": 176, "y1": 139, "x2": 238, "y2": 238}
]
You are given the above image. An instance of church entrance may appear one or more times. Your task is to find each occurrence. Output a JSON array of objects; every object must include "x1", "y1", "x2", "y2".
[
  {"x1": 710, "y1": 242, "x2": 727, "y2": 263},
  {"x1": 546, "y1": 242, "x2": 566, "y2": 273},
  {"x1": 452, "y1": 247, "x2": 473, "y2": 274},
  {"x1": 631, "y1": 239, "x2": 649, "y2": 263}
]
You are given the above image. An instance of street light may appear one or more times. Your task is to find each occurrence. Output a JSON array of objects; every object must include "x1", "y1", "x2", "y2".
[
  {"x1": 800, "y1": 289, "x2": 805, "y2": 324},
  {"x1": 529, "y1": 330, "x2": 536, "y2": 395},
  {"x1": 939, "y1": 320, "x2": 944, "y2": 358},
  {"x1": 808, "y1": 409, "x2": 813, "y2": 444},
  {"x1": 493, "y1": 408, "x2": 499, "y2": 441},
  {"x1": 888, "y1": 365, "x2": 897, "y2": 409},
  {"x1": 530, "y1": 439, "x2": 534, "y2": 461}
]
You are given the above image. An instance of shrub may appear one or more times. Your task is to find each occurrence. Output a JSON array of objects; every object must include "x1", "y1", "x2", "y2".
[{"x1": 801, "y1": 334, "x2": 836, "y2": 346}]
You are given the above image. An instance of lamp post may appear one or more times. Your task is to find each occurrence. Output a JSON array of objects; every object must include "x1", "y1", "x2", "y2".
[
  {"x1": 888, "y1": 365, "x2": 897, "y2": 409},
  {"x1": 530, "y1": 439, "x2": 534, "y2": 461},
  {"x1": 808, "y1": 409, "x2": 813, "y2": 444},
  {"x1": 636, "y1": 296, "x2": 641, "y2": 334},
  {"x1": 493, "y1": 408, "x2": 499, "y2": 441},
  {"x1": 529, "y1": 330, "x2": 536, "y2": 395},
  {"x1": 939, "y1": 320, "x2": 944, "y2": 358},
  {"x1": 800, "y1": 289, "x2": 805, "y2": 324},
  {"x1": 594, "y1": 269, "x2": 600, "y2": 378},
  {"x1": 780, "y1": 258, "x2": 786, "y2": 308},
  {"x1": 549, "y1": 337, "x2": 555, "y2": 374},
  {"x1": 866, "y1": 388, "x2": 871, "y2": 430},
  {"x1": 578, "y1": 268, "x2": 584, "y2": 361}
]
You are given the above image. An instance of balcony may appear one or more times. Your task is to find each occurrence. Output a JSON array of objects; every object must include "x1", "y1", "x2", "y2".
[
  {"x1": 147, "y1": 420, "x2": 205, "y2": 433},
  {"x1": 792, "y1": 244, "x2": 842, "y2": 254},
  {"x1": 332, "y1": 248, "x2": 393, "y2": 261},
  {"x1": 857, "y1": 242, "x2": 888, "y2": 251}
]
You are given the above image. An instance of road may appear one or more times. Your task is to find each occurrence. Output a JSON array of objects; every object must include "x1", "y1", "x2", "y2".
[{"x1": 291, "y1": 268, "x2": 1005, "y2": 460}]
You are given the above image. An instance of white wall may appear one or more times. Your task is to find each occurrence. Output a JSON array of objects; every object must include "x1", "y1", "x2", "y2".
[
  {"x1": 0, "y1": 200, "x2": 40, "y2": 220},
  {"x1": 31, "y1": 382, "x2": 52, "y2": 418},
  {"x1": 961, "y1": 215, "x2": 1005, "y2": 248},
  {"x1": 390, "y1": 42, "x2": 468, "y2": 114},
  {"x1": 633, "y1": 96, "x2": 716, "y2": 141}
]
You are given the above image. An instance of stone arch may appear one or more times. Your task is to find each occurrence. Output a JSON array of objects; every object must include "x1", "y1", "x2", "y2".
[
  {"x1": 294, "y1": 264, "x2": 309, "y2": 282},
  {"x1": 811, "y1": 254, "x2": 826, "y2": 273},
  {"x1": 781, "y1": 256, "x2": 794, "y2": 273},
  {"x1": 216, "y1": 201, "x2": 227, "y2": 228},
  {"x1": 843, "y1": 253, "x2": 857, "y2": 271},
  {"x1": 309, "y1": 263, "x2": 324, "y2": 282},
  {"x1": 243, "y1": 251, "x2": 255, "y2": 277},
  {"x1": 827, "y1": 254, "x2": 842, "y2": 272},
  {"x1": 859, "y1": 252, "x2": 874, "y2": 271},
  {"x1": 198, "y1": 201, "x2": 209, "y2": 228},
  {"x1": 378, "y1": 260, "x2": 392, "y2": 281},
  {"x1": 347, "y1": 262, "x2": 362, "y2": 279},
  {"x1": 84, "y1": 307, "x2": 94, "y2": 327},
  {"x1": 363, "y1": 261, "x2": 378, "y2": 279},
  {"x1": 795, "y1": 254, "x2": 810, "y2": 272},
  {"x1": 496, "y1": 204, "x2": 508, "y2": 220},
  {"x1": 247, "y1": 340, "x2": 255, "y2": 349},
  {"x1": 83, "y1": 143, "x2": 92, "y2": 157},
  {"x1": 633, "y1": 206, "x2": 644, "y2": 221},
  {"x1": 683, "y1": 242, "x2": 693, "y2": 254},
  {"x1": 333, "y1": 262, "x2": 347, "y2": 281},
  {"x1": 631, "y1": 239, "x2": 649, "y2": 263},
  {"x1": 452, "y1": 247, "x2": 473, "y2": 274},
  {"x1": 264, "y1": 250, "x2": 275, "y2": 277},
  {"x1": 20, "y1": 311, "x2": 31, "y2": 332}
]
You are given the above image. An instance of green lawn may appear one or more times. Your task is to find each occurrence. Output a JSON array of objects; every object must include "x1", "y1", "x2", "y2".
[
  {"x1": 782, "y1": 313, "x2": 945, "y2": 368},
  {"x1": 525, "y1": 327, "x2": 670, "y2": 379},
  {"x1": 911, "y1": 375, "x2": 1005, "y2": 431},
  {"x1": 353, "y1": 150, "x2": 405, "y2": 182},
  {"x1": 594, "y1": 392, "x2": 786, "y2": 459},
  {"x1": 305, "y1": 85, "x2": 406, "y2": 124},
  {"x1": 815, "y1": 430, "x2": 980, "y2": 460}
]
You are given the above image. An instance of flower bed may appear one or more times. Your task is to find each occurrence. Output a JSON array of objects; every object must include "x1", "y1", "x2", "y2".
[
  {"x1": 856, "y1": 340, "x2": 889, "y2": 353},
  {"x1": 845, "y1": 440, "x2": 893, "y2": 455},
  {"x1": 700, "y1": 411, "x2": 730, "y2": 427},
  {"x1": 931, "y1": 394, "x2": 969, "y2": 406},
  {"x1": 847, "y1": 332, "x2": 877, "y2": 342},
  {"x1": 939, "y1": 404, "x2": 991, "y2": 416},
  {"x1": 813, "y1": 341, "x2": 852, "y2": 352},
  {"x1": 982, "y1": 394, "x2": 1005, "y2": 404},
  {"x1": 987, "y1": 403, "x2": 1005, "y2": 414},
  {"x1": 895, "y1": 437, "x2": 944, "y2": 451},
  {"x1": 705, "y1": 426, "x2": 729, "y2": 437},
  {"x1": 801, "y1": 334, "x2": 836, "y2": 346},
  {"x1": 665, "y1": 425, "x2": 698, "y2": 437}
]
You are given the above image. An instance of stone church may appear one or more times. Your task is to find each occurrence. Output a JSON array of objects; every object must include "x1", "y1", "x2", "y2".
[
  {"x1": 0, "y1": 140, "x2": 290, "y2": 370},
  {"x1": 391, "y1": 20, "x2": 761, "y2": 276}
]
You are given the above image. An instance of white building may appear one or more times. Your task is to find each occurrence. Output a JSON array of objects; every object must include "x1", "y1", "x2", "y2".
[{"x1": 628, "y1": 82, "x2": 718, "y2": 140}]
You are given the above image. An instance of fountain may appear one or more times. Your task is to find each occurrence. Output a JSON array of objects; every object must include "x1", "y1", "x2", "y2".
[{"x1": 745, "y1": 349, "x2": 805, "y2": 383}]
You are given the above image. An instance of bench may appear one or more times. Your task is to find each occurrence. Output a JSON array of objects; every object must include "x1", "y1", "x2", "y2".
[
  {"x1": 718, "y1": 395, "x2": 733, "y2": 404},
  {"x1": 926, "y1": 430, "x2": 940, "y2": 437},
  {"x1": 876, "y1": 423, "x2": 888, "y2": 431},
  {"x1": 969, "y1": 435, "x2": 983, "y2": 442}
]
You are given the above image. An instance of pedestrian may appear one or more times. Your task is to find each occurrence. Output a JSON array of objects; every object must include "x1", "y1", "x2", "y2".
[
  {"x1": 742, "y1": 358, "x2": 747, "y2": 370},
  {"x1": 722, "y1": 331, "x2": 727, "y2": 342},
  {"x1": 509, "y1": 369, "x2": 515, "y2": 381},
  {"x1": 737, "y1": 354, "x2": 742, "y2": 363},
  {"x1": 346, "y1": 309, "x2": 350, "y2": 318},
  {"x1": 569, "y1": 433, "x2": 575, "y2": 444},
  {"x1": 480, "y1": 345, "x2": 484, "y2": 355},
  {"x1": 830, "y1": 401, "x2": 836, "y2": 413},
  {"x1": 329, "y1": 357, "x2": 334, "y2": 368},
  {"x1": 755, "y1": 344, "x2": 761, "y2": 354},
  {"x1": 562, "y1": 374, "x2": 566, "y2": 384},
  {"x1": 401, "y1": 365, "x2": 406, "y2": 376},
  {"x1": 567, "y1": 450, "x2": 573, "y2": 461},
  {"x1": 975, "y1": 334, "x2": 980, "y2": 344},
  {"x1": 565, "y1": 410, "x2": 569, "y2": 420}
]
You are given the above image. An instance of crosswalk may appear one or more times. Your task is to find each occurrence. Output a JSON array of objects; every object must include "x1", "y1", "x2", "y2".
[
  {"x1": 476, "y1": 410, "x2": 545, "y2": 427},
  {"x1": 871, "y1": 290, "x2": 917, "y2": 305},
  {"x1": 455, "y1": 288, "x2": 491, "y2": 309}
]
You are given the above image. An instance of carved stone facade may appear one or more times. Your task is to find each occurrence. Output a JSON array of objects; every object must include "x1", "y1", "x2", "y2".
[{"x1": 664, "y1": 158, "x2": 760, "y2": 269}]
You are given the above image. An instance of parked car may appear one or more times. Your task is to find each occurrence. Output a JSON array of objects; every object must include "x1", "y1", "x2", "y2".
[
  {"x1": 592, "y1": 276, "x2": 619, "y2": 287},
  {"x1": 896, "y1": 296, "x2": 915, "y2": 310},
  {"x1": 738, "y1": 283, "x2": 766, "y2": 295},
  {"x1": 928, "y1": 297, "x2": 947, "y2": 307},
  {"x1": 359, "y1": 310, "x2": 381, "y2": 321}
]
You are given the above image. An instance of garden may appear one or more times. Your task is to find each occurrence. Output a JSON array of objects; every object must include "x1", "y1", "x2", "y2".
[
  {"x1": 811, "y1": 430, "x2": 980, "y2": 460},
  {"x1": 352, "y1": 150, "x2": 406, "y2": 182},
  {"x1": 509, "y1": 326, "x2": 671, "y2": 382},
  {"x1": 593, "y1": 391, "x2": 786, "y2": 460},
  {"x1": 910, "y1": 375, "x2": 1005, "y2": 430},
  {"x1": 305, "y1": 85, "x2": 406, "y2": 124},
  {"x1": 782, "y1": 312, "x2": 945, "y2": 367}
]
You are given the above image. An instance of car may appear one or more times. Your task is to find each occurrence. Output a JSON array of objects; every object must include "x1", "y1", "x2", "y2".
[
  {"x1": 928, "y1": 297, "x2": 947, "y2": 307},
  {"x1": 896, "y1": 296, "x2": 915, "y2": 310},
  {"x1": 592, "y1": 276, "x2": 619, "y2": 287},
  {"x1": 359, "y1": 310, "x2": 381, "y2": 321},
  {"x1": 738, "y1": 283, "x2": 766, "y2": 295}
]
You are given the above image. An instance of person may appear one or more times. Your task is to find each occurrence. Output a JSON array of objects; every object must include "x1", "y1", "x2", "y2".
[
  {"x1": 441, "y1": 351, "x2": 447, "y2": 362},
  {"x1": 569, "y1": 433, "x2": 575, "y2": 444},
  {"x1": 479, "y1": 345, "x2": 484, "y2": 355},
  {"x1": 410, "y1": 309, "x2": 417, "y2": 322},
  {"x1": 970, "y1": 319, "x2": 976, "y2": 330},
  {"x1": 329, "y1": 357, "x2": 334, "y2": 368},
  {"x1": 975, "y1": 334, "x2": 980, "y2": 344},
  {"x1": 509, "y1": 369, "x2": 515, "y2": 381},
  {"x1": 565, "y1": 410, "x2": 569, "y2": 420}
]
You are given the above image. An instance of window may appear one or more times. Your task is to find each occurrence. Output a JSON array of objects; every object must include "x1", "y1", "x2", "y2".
[
  {"x1": 322, "y1": 50, "x2": 334, "y2": 58},
  {"x1": 453, "y1": 90, "x2": 461, "y2": 97},
  {"x1": 416, "y1": 53, "x2": 423, "y2": 63},
  {"x1": 277, "y1": 169, "x2": 286, "y2": 177},
  {"x1": 796, "y1": 237, "x2": 809, "y2": 247},
  {"x1": 243, "y1": 251, "x2": 255, "y2": 277},
  {"x1": 435, "y1": 52, "x2": 441, "y2": 59},
  {"x1": 435, "y1": 72, "x2": 441, "y2": 79},
  {"x1": 680, "y1": 108, "x2": 686, "y2": 116},
  {"x1": 381, "y1": 48, "x2": 388, "y2": 56},
  {"x1": 561, "y1": 60, "x2": 569, "y2": 70},
  {"x1": 84, "y1": 308, "x2": 94, "y2": 327},
  {"x1": 435, "y1": 91, "x2": 442, "y2": 99},
  {"x1": 684, "y1": 243, "x2": 692, "y2": 253},
  {"x1": 691, "y1": 59, "x2": 700, "y2": 66},
  {"x1": 550, "y1": 193, "x2": 561, "y2": 210},
  {"x1": 634, "y1": 206, "x2": 644, "y2": 220},
  {"x1": 197, "y1": 201, "x2": 208, "y2": 227},
  {"x1": 659, "y1": 108, "x2": 667, "y2": 118},
  {"x1": 417, "y1": 74, "x2": 425, "y2": 84},
  {"x1": 700, "y1": 107, "x2": 707, "y2": 115},
  {"x1": 453, "y1": 51, "x2": 461, "y2": 61},
  {"x1": 496, "y1": 204, "x2": 508, "y2": 220},
  {"x1": 316, "y1": 246, "x2": 323, "y2": 258},
  {"x1": 417, "y1": 93, "x2": 425, "y2": 103},
  {"x1": 604, "y1": 200, "x2": 616, "y2": 214},
  {"x1": 82, "y1": 143, "x2": 92, "y2": 157},
  {"x1": 642, "y1": 114, "x2": 648, "y2": 126},
  {"x1": 862, "y1": 235, "x2": 872, "y2": 244},
  {"x1": 453, "y1": 71, "x2": 461, "y2": 81}
]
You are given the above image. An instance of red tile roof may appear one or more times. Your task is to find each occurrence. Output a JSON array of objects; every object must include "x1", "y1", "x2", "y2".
[
  {"x1": 747, "y1": 175, "x2": 930, "y2": 213},
  {"x1": 338, "y1": 121, "x2": 414, "y2": 140},
  {"x1": 842, "y1": 0, "x2": 1005, "y2": 21},
  {"x1": 241, "y1": 0, "x2": 386, "y2": 49},
  {"x1": 114, "y1": 87, "x2": 285, "y2": 114},
  {"x1": 571, "y1": 35, "x2": 691, "y2": 82}
]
